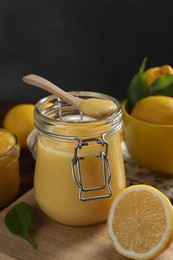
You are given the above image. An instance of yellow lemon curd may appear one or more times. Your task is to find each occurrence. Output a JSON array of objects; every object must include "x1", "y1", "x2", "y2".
[
  {"x1": 0, "y1": 129, "x2": 20, "y2": 208},
  {"x1": 34, "y1": 94, "x2": 125, "y2": 226},
  {"x1": 34, "y1": 124, "x2": 125, "y2": 226},
  {"x1": 79, "y1": 98, "x2": 117, "y2": 119}
]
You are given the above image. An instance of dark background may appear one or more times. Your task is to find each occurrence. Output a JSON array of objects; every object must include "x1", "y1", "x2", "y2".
[{"x1": 0, "y1": 0, "x2": 173, "y2": 102}]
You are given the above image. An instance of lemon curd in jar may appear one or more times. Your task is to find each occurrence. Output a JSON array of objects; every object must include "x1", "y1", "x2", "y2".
[
  {"x1": 34, "y1": 92, "x2": 126, "y2": 226},
  {"x1": 0, "y1": 128, "x2": 20, "y2": 208}
]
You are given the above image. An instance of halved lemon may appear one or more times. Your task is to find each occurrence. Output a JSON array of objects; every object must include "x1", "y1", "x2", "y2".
[{"x1": 107, "y1": 185, "x2": 173, "y2": 260}]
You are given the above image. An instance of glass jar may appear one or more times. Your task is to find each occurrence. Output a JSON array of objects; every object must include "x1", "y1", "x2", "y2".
[
  {"x1": 0, "y1": 128, "x2": 20, "y2": 208},
  {"x1": 33, "y1": 92, "x2": 126, "y2": 226}
]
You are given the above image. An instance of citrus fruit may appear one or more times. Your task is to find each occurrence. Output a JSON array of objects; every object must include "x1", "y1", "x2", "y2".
[
  {"x1": 144, "y1": 65, "x2": 173, "y2": 87},
  {"x1": 107, "y1": 185, "x2": 173, "y2": 260},
  {"x1": 3, "y1": 104, "x2": 35, "y2": 149},
  {"x1": 131, "y1": 95, "x2": 173, "y2": 125}
]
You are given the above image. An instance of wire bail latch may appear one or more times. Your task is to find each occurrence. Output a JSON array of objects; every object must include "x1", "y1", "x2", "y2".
[{"x1": 71, "y1": 137, "x2": 112, "y2": 201}]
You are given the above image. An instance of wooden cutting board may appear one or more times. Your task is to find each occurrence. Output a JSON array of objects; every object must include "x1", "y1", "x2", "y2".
[{"x1": 0, "y1": 189, "x2": 173, "y2": 260}]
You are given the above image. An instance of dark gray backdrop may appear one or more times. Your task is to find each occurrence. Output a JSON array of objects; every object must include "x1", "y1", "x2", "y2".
[{"x1": 0, "y1": 0, "x2": 173, "y2": 101}]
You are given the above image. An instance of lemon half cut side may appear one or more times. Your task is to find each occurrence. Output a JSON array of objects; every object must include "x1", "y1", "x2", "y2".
[{"x1": 107, "y1": 185, "x2": 173, "y2": 260}]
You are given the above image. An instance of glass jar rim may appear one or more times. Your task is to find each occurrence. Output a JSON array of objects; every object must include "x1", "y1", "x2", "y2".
[{"x1": 34, "y1": 92, "x2": 122, "y2": 139}]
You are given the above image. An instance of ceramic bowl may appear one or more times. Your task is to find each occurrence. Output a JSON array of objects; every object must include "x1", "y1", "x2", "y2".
[{"x1": 122, "y1": 100, "x2": 173, "y2": 175}]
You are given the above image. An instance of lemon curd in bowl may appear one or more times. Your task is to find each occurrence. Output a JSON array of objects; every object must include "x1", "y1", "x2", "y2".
[{"x1": 122, "y1": 100, "x2": 173, "y2": 175}]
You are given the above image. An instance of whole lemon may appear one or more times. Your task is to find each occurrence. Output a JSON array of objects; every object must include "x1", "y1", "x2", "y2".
[
  {"x1": 144, "y1": 65, "x2": 173, "y2": 87},
  {"x1": 3, "y1": 104, "x2": 35, "y2": 149},
  {"x1": 131, "y1": 96, "x2": 173, "y2": 125}
]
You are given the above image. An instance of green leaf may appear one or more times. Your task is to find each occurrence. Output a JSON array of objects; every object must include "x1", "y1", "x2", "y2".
[
  {"x1": 126, "y1": 57, "x2": 147, "y2": 113},
  {"x1": 147, "y1": 75, "x2": 173, "y2": 96},
  {"x1": 5, "y1": 201, "x2": 37, "y2": 249}
]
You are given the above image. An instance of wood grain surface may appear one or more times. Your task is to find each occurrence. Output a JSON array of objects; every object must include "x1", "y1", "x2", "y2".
[{"x1": 0, "y1": 189, "x2": 173, "y2": 260}]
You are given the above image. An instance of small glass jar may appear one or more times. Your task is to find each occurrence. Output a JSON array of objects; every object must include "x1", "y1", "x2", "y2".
[
  {"x1": 33, "y1": 92, "x2": 126, "y2": 226},
  {"x1": 0, "y1": 128, "x2": 20, "y2": 209}
]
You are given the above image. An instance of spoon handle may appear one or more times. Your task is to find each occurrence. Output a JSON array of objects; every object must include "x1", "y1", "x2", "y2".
[{"x1": 22, "y1": 74, "x2": 82, "y2": 108}]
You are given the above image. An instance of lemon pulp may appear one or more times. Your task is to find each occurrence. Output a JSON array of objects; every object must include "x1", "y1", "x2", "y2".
[{"x1": 107, "y1": 185, "x2": 173, "y2": 259}]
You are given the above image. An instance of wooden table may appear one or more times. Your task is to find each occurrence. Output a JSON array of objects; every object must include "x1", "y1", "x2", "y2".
[{"x1": 0, "y1": 101, "x2": 35, "y2": 203}]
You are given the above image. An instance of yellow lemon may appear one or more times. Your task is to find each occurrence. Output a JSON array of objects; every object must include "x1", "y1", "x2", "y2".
[
  {"x1": 3, "y1": 104, "x2": 35, "y2": 149},
  {"x1": 131, "y1": 95, "x2": 173, "y2": 125},
  {"x1": 107, "y1": 184, "x2": 173, "y2": 260},
  {"x1": 144, "y1": 65, "x2": 173, "y2": 87}
]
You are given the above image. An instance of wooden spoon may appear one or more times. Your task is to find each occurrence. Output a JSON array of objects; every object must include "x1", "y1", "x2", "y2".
[
  {"x1": 22, "y1": 74, "x2": 117, "y2": 119},
  {"x1": 22, "y1": 74, "x2": 83, "y2": 109}
]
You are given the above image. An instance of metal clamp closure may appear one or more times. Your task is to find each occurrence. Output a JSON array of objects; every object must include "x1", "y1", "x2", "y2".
[{"x1": 71, "y1": 138, "x2": 112, "y2": 201}]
